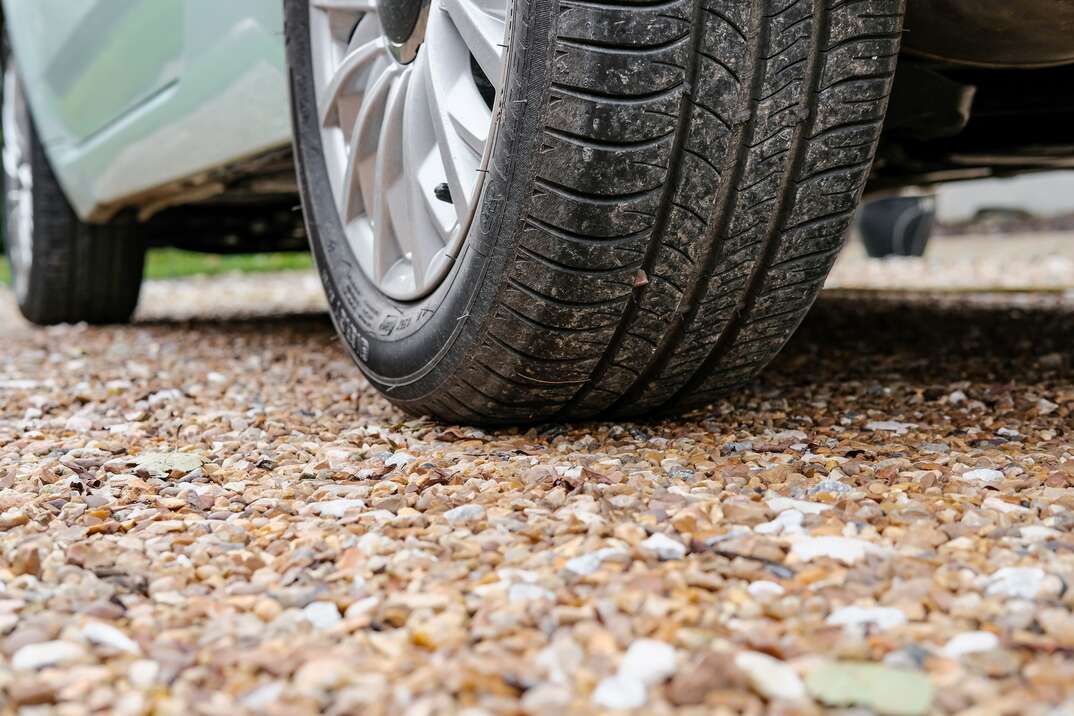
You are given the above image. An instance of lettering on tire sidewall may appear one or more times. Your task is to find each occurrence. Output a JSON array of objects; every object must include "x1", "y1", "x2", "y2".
[{"x1": 319, "y1": 260, "x2": 435, "y2": 363}]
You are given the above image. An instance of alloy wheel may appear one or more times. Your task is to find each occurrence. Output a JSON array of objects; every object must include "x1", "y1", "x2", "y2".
[{"x1": 308, "y1": 0, "x2": 507, "y2": 301}]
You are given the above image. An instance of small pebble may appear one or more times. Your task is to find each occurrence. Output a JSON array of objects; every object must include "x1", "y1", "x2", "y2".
[
  {"x1": 960, "y1": 468, "x2": 1005, "y2": 482},
  {"x1": 639, "y1": 533, "x2": 687, "y2": 561},
  {"x1": 592, "y1": 674, "x2": 647, "y2": 710},
  {"x1": 301, "y1": 601, "x2": 342, "y2": 630},
  {"x1": 747, "y1": 581, "x2": 785, "y2": 599},
  {"x1": 941, "y1": 631, "x2": 1000, "y2": 658},
  {"x1": 12, "y1": 641, "x2": 86, "y2": 670},
  {"x1": 827, "y1": 606, "x2": 908, "y2": 632},
  {"x1": 80, "y1": 622, "x2": 140, "y2": 655},
  {"x1": 618, "y1": 639, "x2": 677, "y2": 686},
  {"x1": 789, "y1": 536, "x2": 882, "y2": 565},
  {"x1": 865, "y1": 421, "x2": 916, "y2": 434},
  {"x1": 443, "y1": 504, "x2": 485, "y2": 524},
  {"x1": 984, "y1": 566, "x2": 1059, "y2": 599},
  {"x1": 735, "y1": 651, "x2": 807, "y2": 703},
  {"x1": 310, "y1": 499, "x2": 366, "y2": 518},
  {"x1": 563, "y1": 548, "x2": 628, "y2": 578}
]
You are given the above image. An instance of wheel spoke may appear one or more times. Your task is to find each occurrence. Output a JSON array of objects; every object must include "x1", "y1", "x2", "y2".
[
  {"x1": 319, "y1": 38, "x2": 384, "y2": 127},
  {"x1": 342, "y1": 65, "x2": 399, "y2": 221},
  {"x1": 421, "y1": 16, "x2": 492, "y2": 223},
  {"x1": 440, "y1": 0, "x2": 506, "y2": 86},
  {"x1": 401, "y1": 55, "x2": 453, "y2": 288},
  {"x1": 467, "y1": 0, "x2": 507, "y2": 21},
  {"x1": 371, "y1": 74, "x2": 410, "y2": 282},
  {"x1": 448, "y1": 89, "x2": 491, "y2": 158}
]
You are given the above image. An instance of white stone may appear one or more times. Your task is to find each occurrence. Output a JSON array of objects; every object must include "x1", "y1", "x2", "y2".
[
  {"x1": 592, "y1": 674, "x2": 647, "y2": 710},
  {"x1": 982, "y1": 497, "x2": 1028, "y2": 514},
  {"x1": 766, "y1": 496, "x2": 832, "y2": 515},
  {"x1": 755, "y1": 510, "x2": 805, "y2": 536},
  {"x1": 364, "y1": 509, "x2": 395, "y2": 524},
  {"x1": 444, "y1": 504, "x2": 486, "y2": 524},
  {"x1": 384, "y1": 451, "x2": 417, "y2": 468},
  {"x1": 1038, "y1": 398, "x2": 1059, "y2": 415},
  {"x1": 1020, "y1": 525, "x2": 1061, "y2": 542},
  {"x1": 865, "y1": 420, "x2": 916, "y2": 434},
  {"x1": 80, "y1": 621, "x2": 141, "y2": 654},
  {"x1": 132, "y1": 452, "x2": 203, "y2": 476},
  {"x1": 357, "y1": 532, "x2": 394, "y2": 556},
  {"x1": 65, "y1": 415, "x2": 94, "y2": 433},
  {"x1": 241, "y1": 681, "x2": 286, "y2": 709},
  {"x1": 311, "y1": 499, "x2": 366, "y2": 518},
  {"x1": 808, "y1": 478, "x2": 853, "y2": 497},
  {"x1": 12, "y1": 640, "x2": 86, "y2": 670},
  {"x1": 563, "y1": 548, "x2": 628, "y2": 578},
  {"x1": 147, "y1": 389, "x2": 182, "y2": 405},
  {"x1": 941, "y1": 631, "x2": 1000, "y2": 658},
  {"x1": 345, "y1": 596, "x2": 380, "y2": 619},
  {"x1": 618, "y1": 639, "x2": 677, "y2": 687},
  {"x1": 127, "y1": 660, "x2": 160, "y2": 688},
  {"x1": 959, "y1": 468, "x2": 1004, "y2": 482},
  {"x1": 508, "y1": 583, "x2": 554, "y2": 603},
  {"x1": 521, "y1": 683, "x2": 572, "y2": 710},
  {"x1": 734, "y1": 651, "x2": 806, "y2": 703},
  {"x1": 747, "y1": 581, "x2": 785, "y2": 600},
  {"x1": 788, "y1": 536, "x2": 882, "y2": 565},
  {"x1": 826, "y1": 606, "x2": 907, "y2": 631},
  {"x1": 639, "y1": 533, "x2": 687, "y2": 561},
  {"x1": 302, "y1": 601, "x2": 342, "y2": 630},
  {"x1": 325, "y1": 449, "x2": 358, "y2": 471},
  {"x1": 537, "y1": 635, "x2": 584, "y2": 687},
  {"x1": 944, "y1": 536, "x2": 976, "y2": 551},
  {"x1": 984, "y1": 566, "x2": 1059, "y2": 599}
]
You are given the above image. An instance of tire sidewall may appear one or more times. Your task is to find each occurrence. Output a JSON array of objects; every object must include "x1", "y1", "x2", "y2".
[{"x1": 285, "y1": 0, "x2": 551, "y2": 404}]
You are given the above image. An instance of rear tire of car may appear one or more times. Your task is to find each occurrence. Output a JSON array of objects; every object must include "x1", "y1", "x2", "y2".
[
  {"x1": 3, "y1": 56, "x2": 145, "y2": 326},
  {"x1": 287, "y1": 0, "x2": 905, "y2": 423},
  {"x1": 859, "y1": 196, "x2": 935, "y2": 258}
]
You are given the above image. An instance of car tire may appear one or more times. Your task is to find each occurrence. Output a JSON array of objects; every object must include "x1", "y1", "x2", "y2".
[
  {"x1": 2, "y1": 54, "x2": 145, "y2": 326},
  {"x1": 286, "y1": 0, "x2": 905, "y2": 423},
  {"x1": 859, "y1": 196, "x2": 935, "y2": 258}
]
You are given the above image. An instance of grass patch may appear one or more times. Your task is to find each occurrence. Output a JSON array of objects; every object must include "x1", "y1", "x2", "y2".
[
  {"x1": 0, "y1": 249, "x2": 313, "y2": 285},
  {"x1": 144, "y1": 249, "x2": 314, "y2": 280}
]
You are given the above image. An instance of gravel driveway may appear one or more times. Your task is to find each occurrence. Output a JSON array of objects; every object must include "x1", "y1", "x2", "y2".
[{"x1": 1, "y1": 236, "x2": 1074, "y2": 714}]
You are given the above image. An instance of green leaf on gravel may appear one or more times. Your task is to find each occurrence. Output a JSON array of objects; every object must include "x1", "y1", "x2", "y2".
[
  {"x1": 132, "y1": 452, "x2": 203, "y2": 477},
  {"x1": 805, "y1": 661, "x2": 933, "y2": 716}
]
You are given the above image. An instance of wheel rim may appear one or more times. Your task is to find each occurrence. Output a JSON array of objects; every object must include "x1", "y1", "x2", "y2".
[
  {"x1": 308, "y1": 0, "x2": 507, "y2": 301},
  {"x1": 3, "y1": 63, "x2": 33, "y2": 304}
]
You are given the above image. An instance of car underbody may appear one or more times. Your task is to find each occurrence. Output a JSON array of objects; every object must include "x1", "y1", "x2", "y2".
[{"x1": 871, "y1": 0, "x2": 1074, "y2": 192}]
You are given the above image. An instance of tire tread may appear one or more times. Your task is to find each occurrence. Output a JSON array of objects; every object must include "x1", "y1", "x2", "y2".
[{"x1": 410, "y1": 0, "x2": 903, "y2": 422}]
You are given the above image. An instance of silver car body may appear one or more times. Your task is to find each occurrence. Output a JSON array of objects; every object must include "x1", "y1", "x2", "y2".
[{"x1": 1, "y1": 0, "x2": 290, "y2": 220}]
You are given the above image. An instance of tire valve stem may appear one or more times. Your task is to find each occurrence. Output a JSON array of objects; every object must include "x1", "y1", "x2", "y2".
[{"x1": 433, "y1": 182, "x2": 453, "y2": 204}]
